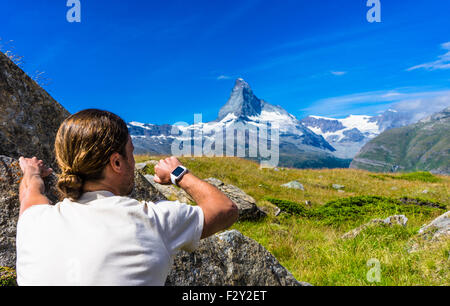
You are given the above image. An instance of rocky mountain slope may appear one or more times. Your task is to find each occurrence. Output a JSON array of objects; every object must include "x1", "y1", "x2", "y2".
[
  {"x1": 130, "y1": 78, "x2": 350, "y2": 169},
  {"x1": 301, "y1": 114, "x2": 380, "y2": 159},
  {"x1": 350, "y1": 107, "x2": 450, "y2": 174}
]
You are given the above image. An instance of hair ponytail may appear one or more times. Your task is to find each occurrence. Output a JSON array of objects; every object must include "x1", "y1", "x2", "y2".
[{"x1": 54, "y1": 109, "x2": 129, "y2": 201}]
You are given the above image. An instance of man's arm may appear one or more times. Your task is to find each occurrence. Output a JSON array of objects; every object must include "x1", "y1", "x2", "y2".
[
  {"x1": 154, "y1": 157, "x2": 239, "y2": 239},
  {"x1": 18, "y1": 157, "x2": 53, "y2": 217}
]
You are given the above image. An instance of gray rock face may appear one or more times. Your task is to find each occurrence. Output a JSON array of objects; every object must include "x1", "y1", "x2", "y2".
[
  {"x1": 418, "y1": 211, "x2": 450, "y2": 241},
  {"x1": 204, "y1": 178, "x2": 266, "y2": 221},
  {"x1": 0, "y1": 52, "x2": 70, "y2": 170},
  {"x1": 342, "y1": 215, "x2": 408, "y2": 239},
  {"x1": 166, "y1": 230, "x2": 310, "y2": 286},
  {"x1": 332, "y1": 184, "x2": 345, "y2": 190},
  {"x1": 143, "y1": 174, "x2": 193, "y2": 204},
  {"x1": 0, "y1": 155, "x2": 59, "y2": 268},
  {"x1": 281, "y1": 180, "x2": 304, "y2": 190}
]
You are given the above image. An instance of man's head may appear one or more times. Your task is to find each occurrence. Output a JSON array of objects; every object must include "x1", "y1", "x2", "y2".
[{"x1": 55, "y1": 109, "x2": 135, "y2": 200}]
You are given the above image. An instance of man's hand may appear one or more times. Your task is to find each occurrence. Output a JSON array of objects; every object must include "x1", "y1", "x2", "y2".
[
  {"x1": 18, "y1": 156, "x2": 52, "y2": 216},
  {"x1": 154, "y1": 156, "x2": 182, "y2": 185},
  {"x1": 19, "y1": 156, "x2": 53, "y2": 179}
]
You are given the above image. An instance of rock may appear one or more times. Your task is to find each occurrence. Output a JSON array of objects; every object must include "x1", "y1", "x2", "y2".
[
  {"x1": 166, "y1": 230, "x2": 311, "y2": 286},
  {"x1": 135, "y1": 162, "x2": 148, "y2": 171},
  {"x1": 0, "y1": 155, "x2": 60, "y2": 268},
  {"x1": 134, "y1": 159, "x2": 158, "y2": 172},
  {"x1": 281, "y1": 180, "x2": 304, "y2": 191},
  {"x1": 341, "y1": 215, "x2": 408, "y2": 239},
  {"x1": 204, "y1": 178, "x2": 266, "y2": 221},
  {"x1": 0, "y1": 51, "x2": 70, "y2": 171},
  {"x1": 129, "y1": 171, "x2": 168, "y2": 204},
  {"x1": 418, "y1": 211, "x2": 450, "y2": 241},
  {"x1": 332, "y1": 184, "x2": 345, "y2": 190},
  {"x1": 143, "y1": 174, "x2": 193, "y2": 204}
]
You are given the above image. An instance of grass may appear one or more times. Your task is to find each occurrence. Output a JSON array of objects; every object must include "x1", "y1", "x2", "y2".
[
  {"x1": 136, "y1": 154, "x2": 450, "y2": 286},
  {"x1": 369, "y1": 171, "x2": 442, "y2": 183}
]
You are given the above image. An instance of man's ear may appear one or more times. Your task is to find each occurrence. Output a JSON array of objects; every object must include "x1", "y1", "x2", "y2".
[{"x1": 109, "y1": 152, "x2": 123, "y2": 174}]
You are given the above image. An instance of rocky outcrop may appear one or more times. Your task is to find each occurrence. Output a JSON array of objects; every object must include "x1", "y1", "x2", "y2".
[
  {"x1": 0, "y1": 155, "x2": 59, "y2": 268},
  {"x1": 143, "y1": 174, "x2": 194, "y2": 204},
  {"x1": 0, "y1": 51, "x2": 70, "y2": 170},
  {"x1": 204, "y1": 178, "x2": 266, "y2": 221},
  {"x1": 166, "y1": 230, "x2": 310, "y2": 286},
  {"x1": 341, "y1": 215, "x2": 408, "y2": 239},
  {"x1": 418, "y1": 211, "x2": 449, "y2": 242},
  {"x1": 281, "y1": 180, "x2": 304, "y2": 190},
  {"x1": 130, "y1": 171, "x2": 167, "y2": 204}
]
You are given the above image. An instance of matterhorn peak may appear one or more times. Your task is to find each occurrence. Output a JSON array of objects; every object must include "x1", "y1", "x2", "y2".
[{"x1": 217, "y1": 78, "x2": 262, "y2": 121}]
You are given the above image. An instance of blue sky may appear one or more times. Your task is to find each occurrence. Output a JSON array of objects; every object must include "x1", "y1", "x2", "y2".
[{"x1": 1, "y1": 0, "x2": 449, "y2": 124}]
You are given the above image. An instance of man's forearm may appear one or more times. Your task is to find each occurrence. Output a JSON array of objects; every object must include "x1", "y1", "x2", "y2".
[
  {"x1": 19, "y1": 173, "x2": 50, "y2": 216},
  {"x1": 177, "y1": 172, "x2": 238, "y2": 238}
]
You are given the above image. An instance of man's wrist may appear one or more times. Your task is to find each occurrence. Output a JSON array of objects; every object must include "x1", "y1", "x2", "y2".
[
  {"x1": 23, "y1": 173, "x2": 45, "y2": 192},
  {"x1": 176, "y1": 172, "x2": 193, "y2": 189}
]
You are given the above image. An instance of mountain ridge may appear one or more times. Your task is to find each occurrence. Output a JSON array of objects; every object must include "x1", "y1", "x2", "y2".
[{"x1": 350, "y1": 106, "x2": 450, "y2": 174}]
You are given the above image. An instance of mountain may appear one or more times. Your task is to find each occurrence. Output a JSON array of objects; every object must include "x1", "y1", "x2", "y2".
[
  {"x1": 129, "y1": 78, "x2": 350, "y2": 169},
  {"x1": 300, "y1": 115, "x2": 380, "y2": 159},
  {"x1": 300, "y1": 104, "x2": 450, "y2": 159},
  {"x1": 350, "y1": 107, "x2": 450, "y2": 174}
]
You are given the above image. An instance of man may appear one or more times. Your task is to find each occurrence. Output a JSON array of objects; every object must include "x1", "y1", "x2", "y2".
[{"x1": 16, "y1": 109, "x2": 239, "y2": 285}]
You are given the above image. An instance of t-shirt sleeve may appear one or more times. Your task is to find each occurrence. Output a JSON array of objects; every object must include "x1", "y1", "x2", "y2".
[{"x1": 150, "y1": 200, "x2": 204, "y2": 255}]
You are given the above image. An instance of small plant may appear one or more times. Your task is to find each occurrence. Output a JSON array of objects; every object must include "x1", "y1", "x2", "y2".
[
  {"x1": 263, "y1": 196, "x2": 309, "y2": 216},
  {"x1": 0, "y1": 267, "x2": 17, "y2": 287}
]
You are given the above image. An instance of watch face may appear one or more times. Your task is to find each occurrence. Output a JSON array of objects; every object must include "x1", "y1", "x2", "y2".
[{"x1": 172, "y1": 166, "x2": 185, "y2": 177}]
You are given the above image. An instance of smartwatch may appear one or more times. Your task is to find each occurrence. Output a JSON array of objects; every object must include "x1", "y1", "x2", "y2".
[{"x1": 170, "y1": 165, "x2": 188, "y2": 186}]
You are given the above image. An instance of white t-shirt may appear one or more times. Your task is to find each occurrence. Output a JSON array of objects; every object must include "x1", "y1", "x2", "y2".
[{"x1": 16, "y1": 190, "x2": 204, "y2": 286}]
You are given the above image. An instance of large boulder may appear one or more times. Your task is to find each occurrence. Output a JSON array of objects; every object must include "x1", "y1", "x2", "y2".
[
  {"x1": 0, "y1": 155, "x2": 59, "y2": 268},
  {"x1": 131, "y1": 170, "x2": 167, "y2": 204},
  {"x1": 166, "y1": 230, "x2": 310, "y2": 286},
  {"x1": 418, "y1": 211, "x2": 450, "y2": 241},
  {"x1": 204, "y1": 178, "x2": 266, "y2": 221},
  {"x1": 0, "y1": 51, "x2": 70, "y2": 170},
  {"x1": 143, "y1": 174, "x2": 194, "y2": 204}
]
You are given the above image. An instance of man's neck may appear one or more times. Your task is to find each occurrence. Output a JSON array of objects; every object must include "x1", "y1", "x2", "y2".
[{"x1": 82, "y1": 180, "x2": 120, "y2": 196}]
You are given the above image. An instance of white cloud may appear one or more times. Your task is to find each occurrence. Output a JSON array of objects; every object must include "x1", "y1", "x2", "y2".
[
  {"x1": 330, "y1": 71, "x2": 347, "y2": 76},
  {"x1": 217, "y1": 75, "x2": 231, "y2": 80},
  {"x1": 407, "y1": 42, "x2": 450, "y2": 71},
  {"x1": 301, "y1": 88, "x2": 450, "y2": 118}
]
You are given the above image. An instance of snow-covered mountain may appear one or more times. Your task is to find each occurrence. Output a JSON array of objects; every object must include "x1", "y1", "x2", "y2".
[
  {"x1": 300, "y1": 115, "x2": 380, "y2": 159},
  {"x1": 129, "y1": 78, "x2": 349, "y2": 169},
  {"x1": 300, "y1": 104, "x2": 449, "y2": 159}
]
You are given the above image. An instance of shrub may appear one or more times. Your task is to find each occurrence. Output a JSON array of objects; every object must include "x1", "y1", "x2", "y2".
[
  {"x1": 311, "y1": 195, "x2": 440, "y2": 226},
  {"x1": 263, "y1": 197, "x2": 309, "y2": 216},
  {"x1": 0, "y1": 267, "x2": 17, "y2": 287}
]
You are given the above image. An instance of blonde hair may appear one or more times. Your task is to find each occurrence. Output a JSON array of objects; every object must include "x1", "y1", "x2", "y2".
[{"x1": 54, "y1": 109, "x2": 129, "y2": 200}]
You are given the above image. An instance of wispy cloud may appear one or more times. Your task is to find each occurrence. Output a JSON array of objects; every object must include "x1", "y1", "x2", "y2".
[
  {"x1": 301, "y1": 88, "x2": 450, "y2": 118},
  {"x1": 407, "y1": 42, "x2": 450, "y2": 71},
  {"x1": 217, "y1": 75, "x2": 231, "y2": 80},
  {"x1": 330, "y1": 71, "x2": 347, "y2": 76}
]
